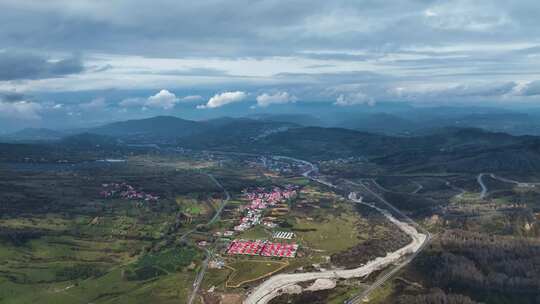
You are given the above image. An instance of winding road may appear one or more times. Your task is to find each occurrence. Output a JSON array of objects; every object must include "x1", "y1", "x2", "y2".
[
  {"x1": 477, "y1": 173, "x2": 488, "y2": 199},
  {"x1": 489, "y1": 173, "x2": 540, "y2": 187},
  {"x1": 476, "y1": 173, "x2": 540, "y2": 201},
  {"x1": 445, "y1": 180, "x2": 465, "y2": 199}
]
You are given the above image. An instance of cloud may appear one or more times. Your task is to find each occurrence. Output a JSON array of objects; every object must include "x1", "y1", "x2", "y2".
[
  {"x1": 334, "y1": 92, "x2": 375, "y2": 106},
  {"x1": 160, "y1": 67, "x2": 229, "y2": 77},
  {"x1": 423, "y1": 1, "x2": 510, "y2": 32},
  {"x1": 391, "y1": 82, "x2": 518, "y2": 101},
  {"x1": 438, "y1": 82, "x2": 517, "y2": 97},
  {"x1": 118, "y1": 90, "x2": 203, "y2": 110},
  {"x1": 1, "y1": 0, "x2": 540, "y2": 124},
  {"x1": 0, "y1": 50, "x2": 84, "y2": 81},
  {"x1": 0, "y1": 91, "x2": 26, "y2": 102},
  {"x1": 0, "y1": 100, "x2": 42, "y2": 120},
  {"x1": 181, "y1": 95, "x2": 204, "y2": 102},
  {"x1": 521, "y1": 80, "x2": 540, "y2": 96},
  {"x1": 197, "y1": 91, "x2": 246, "y2": 109},
  {"x1": 119, "y1": 97, "x2": 146, "y2": 107},
  {"x1": 146, "y1": 89, "x2": 179, "y2": 109},
  {"x1": 119, "y1": 91, "x2": 197, "y2": 109},
  {"x1": 80, "y1": 97, "x2": 107, "y2": 110},
  {"x1": 90, "y1": 64, "x2": 113, "y2": 73},
  {"x1": 275, "y1": 71, "x2": 389, "y2": 85},
  {"x1": 256, "y1": 92, "x2": 297, "y2": 107}
]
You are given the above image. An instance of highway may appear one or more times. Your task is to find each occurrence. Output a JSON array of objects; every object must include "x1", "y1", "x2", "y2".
[
  {"x1": 178, "y1": 153, "x2": 429, "y2": 304},
  {"x1": 343, "y1": 180, "x2": 431, "y2": 304}
]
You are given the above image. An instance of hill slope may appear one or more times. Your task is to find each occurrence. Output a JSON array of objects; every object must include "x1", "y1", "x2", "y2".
[{"x1": 89, "y1": 116, "x2": 201, "y2": 141}]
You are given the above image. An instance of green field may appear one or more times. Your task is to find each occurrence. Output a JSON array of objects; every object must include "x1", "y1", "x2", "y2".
[
  {"x1": 226, "y1": 259, "x2": 288, "y2": 288},
  {"x1": 236, "y1": 225, "x2": 270, "y2": 240},
  {"x1": 294, "y1": 213, "x2": 360, "y2": 254}
]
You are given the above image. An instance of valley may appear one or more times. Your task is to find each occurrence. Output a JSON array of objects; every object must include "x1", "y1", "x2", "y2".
[
  {"x1": 3, "y1": 2, "x2": 540, "y2": 304},
  {"x1": 1, "y1": 117, "x2": 540, "y2": 304}
]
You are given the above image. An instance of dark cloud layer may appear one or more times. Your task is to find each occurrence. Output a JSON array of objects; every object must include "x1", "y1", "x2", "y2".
[
  {"x1": 1, "y1": 1, "x2": 540, "y2": 131},
  {"x1": 1, "y1": 0, "x2": 539, "y2": 57},
  {"x1": 0, "y1": 51, "x2": 84, "y2": 80}
]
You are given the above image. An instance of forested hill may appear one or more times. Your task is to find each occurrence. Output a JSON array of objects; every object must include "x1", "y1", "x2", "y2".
[
  {"x1": 3, "y1": 116, "x2": 540, "y2": 173},
  {"x1": 182, "y1": 125, "x2": 540, "y2": 173}
]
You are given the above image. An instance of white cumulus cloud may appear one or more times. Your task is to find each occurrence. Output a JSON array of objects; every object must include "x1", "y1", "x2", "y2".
[
  {"x1": 334, "y1": 92, "x2": 375, "y2": 106},
  {"x1": 146, "y1": 89, "x2": 179, "y2": 109},
  {"x1": 520, "y1": 80, "x2": 540, "y2": 96},
  {"x1": 197, "y1": 91, "x2": 246, "y2": 109},
  {"x1": 120, "y1": 92, "x2": 201, "y2": 109},
  {"x1": 256, "y1": 92, "x2": 297, "y2": 107},
  {"x1": 0, "y1": 100, "x2": 42, "y2": 120}
]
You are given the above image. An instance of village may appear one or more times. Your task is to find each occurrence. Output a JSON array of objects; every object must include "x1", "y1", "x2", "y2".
[
  {"x1": 224, "y1": 185, "x2": 300, "y2": 258},
  {"x1": 100, "y1": 182, "x2": 160, "y2": 202},
  {"x1": 195, "y1": 182, "x2": 303, "y2": 270}
]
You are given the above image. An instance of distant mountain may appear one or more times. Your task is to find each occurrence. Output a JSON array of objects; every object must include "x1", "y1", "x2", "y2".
[
  {"x1": 369, "y1": 127, "x2": 535, "y2": 173},
  {"x1": 333, "y1": 110, "x2": 540, "y2": 136},
  {"x1": 3, "y1": 128, "x2": 66, "y2": 142},
  {"x1": 3, "y1": 115, "x2": 540, "y2": 173},
  {"x1": 182, "y1": 124, "x2": 540, "y2": 173},
  {"x1": 180, "y1": 118, "x2": 299, "y2": 149},
  {"x1": 80, "y1": 115, "x2": 301, "y2": 145},
  {"x1": 392, "y1": 108, "x2": 540, "y2": 136},
  {"x1": 202, "y1": 116, "x2": 245, "y2": 128},
  {"x1": 338, "y1": 113, "x2": 417, "y2": 135},
  {"x1": 3, "y1": 113, "x2": 539, "y2": 174},
  {"x1": 88, "y1": 116, "x2": 202, "y2": 142},
  {"x1": 248, "y1": 113, "x2": 325, "y2": 127}
]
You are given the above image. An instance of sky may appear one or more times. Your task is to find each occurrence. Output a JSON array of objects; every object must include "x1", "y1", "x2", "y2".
[{"x1": 1, "y1": 0, "x2": 540, "y2": 131}]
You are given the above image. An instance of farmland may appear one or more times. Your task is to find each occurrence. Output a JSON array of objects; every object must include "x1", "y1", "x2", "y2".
[
  {"x1": 0, "y1": 154, "x2": 226, "y2": 303},
  {"x1": 2, "y1": 136, "x2": 539, "y2": 304}
]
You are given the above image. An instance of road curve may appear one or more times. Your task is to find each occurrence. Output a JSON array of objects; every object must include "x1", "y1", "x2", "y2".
[
  {"x1": 489, "y1": 173, "x2": 540, "y2": 187},
  {"x1": 412, "y1": 182, "x2": 423, "y2": 194},
  {"x1": 477, "y1": 173, "x2": 488, "y2": 199},
  {"x1": 243, "y1": 161, "x2": 428, "y2": 304}
]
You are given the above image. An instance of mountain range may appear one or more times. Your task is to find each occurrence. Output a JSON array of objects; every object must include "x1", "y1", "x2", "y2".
[{"x1": 2, "y1": 115, "x2": 540, "y2": 174}]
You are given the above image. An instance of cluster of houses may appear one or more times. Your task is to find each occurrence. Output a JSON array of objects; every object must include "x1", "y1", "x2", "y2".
[
  {"x1": 227, "y1": 239, "x2": 298, "y2": 258},
  {"x1": 233, "y1": 186, "x2": 298, "y2": 232},
  {"x1": 100, "y1": 183, "x2": 159, "y2": 202},
  {"x1": 257, "y1": 157, "x2": 294, "y2": 174}
]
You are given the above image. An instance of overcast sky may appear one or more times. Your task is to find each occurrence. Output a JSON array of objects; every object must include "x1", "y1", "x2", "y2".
[{"x1": 1, "y1": 0, "x2": 540, "y2": 130}]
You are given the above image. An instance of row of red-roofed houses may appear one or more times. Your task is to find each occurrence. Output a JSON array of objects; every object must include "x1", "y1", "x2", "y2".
[{"x1": 226, "y1": 240, "x2": 298, "y2": 258}]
